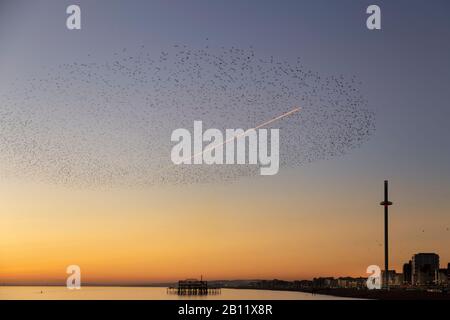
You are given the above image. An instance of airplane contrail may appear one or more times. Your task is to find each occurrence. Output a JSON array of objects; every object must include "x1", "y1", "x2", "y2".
[{"x1": 188, "y1": 106, "x2": 302, "y2": 162}]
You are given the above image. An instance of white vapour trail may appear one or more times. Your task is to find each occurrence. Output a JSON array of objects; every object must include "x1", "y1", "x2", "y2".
[{"x1": 188, "y1": 106, "x2": 302, "y2": 162}]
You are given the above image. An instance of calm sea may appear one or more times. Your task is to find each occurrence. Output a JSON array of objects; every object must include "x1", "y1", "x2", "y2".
[{"x1": 0, "y1": 286, "x2": 354, "y2": 300}]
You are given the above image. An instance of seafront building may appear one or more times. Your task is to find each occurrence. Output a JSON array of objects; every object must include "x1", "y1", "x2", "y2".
[
  {"x1": 411, "y1": 253, "x2": 440, "y2": 286},
  {"x1": 237, "y1": 252, "x2": 449, "y2": 292},
  {"x1": 403, "y1": 261, "x2": 412, "y2": 284}
]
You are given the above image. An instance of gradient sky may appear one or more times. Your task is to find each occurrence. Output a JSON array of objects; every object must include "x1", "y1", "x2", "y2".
[{"x1": 1, "y1": 0, "x2": 450, "y2": 284}]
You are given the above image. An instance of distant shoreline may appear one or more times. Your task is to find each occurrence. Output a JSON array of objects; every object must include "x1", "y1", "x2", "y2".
[
  {"x1": 0, "y1": 284, "x2": 176, "y2": 287},
  {"x1": 2, "y1": 285, "x2": 449, "y2": 300},
  {"x1": 227, "y1": 287, "x2": 450, "y2": 300}
]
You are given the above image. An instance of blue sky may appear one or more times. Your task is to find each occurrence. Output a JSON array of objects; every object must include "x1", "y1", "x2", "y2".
[{"x1": 1, "y1": 1, "x2": 449, "y2": 176}]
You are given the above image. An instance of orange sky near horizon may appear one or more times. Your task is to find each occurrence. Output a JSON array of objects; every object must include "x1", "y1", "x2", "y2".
[{"x1": 1, "y1": 160, "x2": 450, "y2": 285}]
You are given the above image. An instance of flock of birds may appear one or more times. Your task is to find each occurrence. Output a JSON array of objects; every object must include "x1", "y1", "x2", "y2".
[{"x1": 0, "y1": 44, "x2": 375, "y2": 187}]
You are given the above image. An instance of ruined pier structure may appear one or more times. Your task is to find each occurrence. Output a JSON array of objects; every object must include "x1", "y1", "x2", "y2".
[{"x1": 167, "y1": 279, "x2": 221, "y2": 296}]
